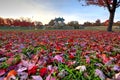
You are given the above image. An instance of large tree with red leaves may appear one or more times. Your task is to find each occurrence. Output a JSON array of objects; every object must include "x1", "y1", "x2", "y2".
[{"x1": 79, "y1": 0, "x2": 120, "y2": 31}]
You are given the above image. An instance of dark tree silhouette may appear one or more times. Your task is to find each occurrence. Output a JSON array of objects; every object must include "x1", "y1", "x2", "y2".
[{"x1": 79, "y1": 0, "x2": 120, "y2": 31}]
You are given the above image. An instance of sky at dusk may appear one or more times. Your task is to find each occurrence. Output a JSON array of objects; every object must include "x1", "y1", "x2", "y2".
[{"x1": 0, "y1": 0, "x2": 120, "y2": 24}]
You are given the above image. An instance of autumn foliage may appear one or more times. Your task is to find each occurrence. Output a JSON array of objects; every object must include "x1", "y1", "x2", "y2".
[
  {"x1": 84, "y1": 0, "x2": 112, "y2": 6},
  {"x1": 0, "y1": 30, "x2": 120, "y2": 79},
  {"x1": 0, "y1": 17, "x2": 42, "y2": 27}
]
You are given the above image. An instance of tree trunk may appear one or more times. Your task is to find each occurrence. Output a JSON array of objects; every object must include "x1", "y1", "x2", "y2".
[{"x1": 107, "y1": 11, "x2": 115, "y2": 32}]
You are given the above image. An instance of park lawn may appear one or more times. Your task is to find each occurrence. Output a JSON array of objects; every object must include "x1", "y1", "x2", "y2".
[{"x1": 0, "y1": 30, "x2": 120, "y2": 80}]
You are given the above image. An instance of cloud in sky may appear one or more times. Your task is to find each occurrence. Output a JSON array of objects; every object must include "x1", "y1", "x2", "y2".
[{"x1": 0, "y1": 0, "x2": 119, "y2": 24}]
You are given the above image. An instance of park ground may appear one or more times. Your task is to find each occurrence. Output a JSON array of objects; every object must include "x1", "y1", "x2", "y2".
[{"x1": 0, "y1": 27, "x2": 120, "y2": 80}]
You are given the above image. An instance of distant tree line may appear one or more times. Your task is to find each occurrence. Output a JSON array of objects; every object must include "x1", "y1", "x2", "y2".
[
  {"x1": 83, "y1": 19, "x2": 102, "y2": 26},
  {"x1": 66, "y1": 19, "x2": 120, "y2": 28},
  {"x1": 0, "y1": 17, "x2": 43, "y2": 27},
  {"x1": 82, "y1": 19, "x2": 120, "y2": 27},
  {"x1": 1, "y1": 16, "x2": 120, "y2": 29},
  {"x1": 48, "y1": 18, "x2": 120, "y2": 29}
]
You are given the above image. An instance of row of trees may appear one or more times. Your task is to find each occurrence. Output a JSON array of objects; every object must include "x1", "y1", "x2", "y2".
[
  {"x1": 48, "y1": 19, "x2": 102, "y2": 29},
  {"x1": 83, "y1": 19, "x2": 102, "y2": 26},
  {"x1": 48, "y1": 19, "x2": 120, "y2": 28},
  {"x1": 83, "y1": 19, "x2": 120, "y2": 26},
  {"x1": 1, "y1": 16, "x2": 120, "y2": 29},
  {"x1": 0, "y1": 17, "x2": 43, "y2": 27}
]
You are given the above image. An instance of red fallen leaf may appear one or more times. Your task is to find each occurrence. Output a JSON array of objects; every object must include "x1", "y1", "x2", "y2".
[
  {"x1": 4, "y1": 70, "x2": 17, "y2": 80},
  {"x1": 82, "y1": 51, "x2": 91, "y2": 56},
  {"x1": 68, "y1": 38, "x2": 73, "y2": 43},
  {"x1": 0, "y1": 49, "x2": 6, "y2": 55},
  {"x1": 25, "y1": 39, "x2": 30, "y2": 43},
  {"x1": 85, "y1": 56, "x2": 90, "y2": 64},
  {"x1": 69, "y1": 54, "x2": 75, "y2": 59},
  {"x1": 118, "y1": 35, "x2": 120, "y2": 40},
  {"x1": 40, "y1": 49, "x2": 45, "y2": 54},
  {"x1": 57, "y1": 36, "x2": 63, "y2": 39},
  {"x1": 105, "y1": 45, "x2": 112, "y2": 52},
  {"x1": 28, "y1": 66, "x2": 38, "y2": 75},
  {"x1": 101, "y1": 54, "x2": 110, "y2": 64},
  {"x1": 98, "y1": 45, "x2": 104, "y2": 52},
  {"x1": 39, "y1": 67, "x2": 47, "y2": 77},
  {"x1": 6, "y1": 57, "x2": 14, "y2": 65},
  {"x1": 62, "y1": 47, "x2": 67, "y2": 51},
  {"x1": 31, "y1": 54, "x2": 39, "y2": 63},
  {"x1": 66, "y1": 61, "x2": 76, "y2": 67},
  {"x1": 0, "y1": 69, "x2": 5, "y2": 76},
  {"x1": 5, "y1": 52, "x2": 14, "y2": 57},
  {"x1": 96, "y1": 53, "x2": 101, "y2": 58},
  {"x1": 5, "y1": 43, "x2": 12, "y2": 50},
  {"x1": 56, "y1": 46, "x2": 61, "y2": 51},
  {"x1": 39, "y1": 41, "x2": 46, "y2": 45},
  {"x1": 115, "y1": 54, "x2": 120, "y2": 59},
  {"x1": 7, "y1": 70, "x2": 17, "y2": 77},
  {"x1": 49, "y1": 41, "x2": 53, "y2": 46}
]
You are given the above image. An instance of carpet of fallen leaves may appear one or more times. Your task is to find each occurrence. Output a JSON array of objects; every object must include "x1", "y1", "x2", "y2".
[{"x1": 0, "y1": 30, "x2": 120, "y2": 80}]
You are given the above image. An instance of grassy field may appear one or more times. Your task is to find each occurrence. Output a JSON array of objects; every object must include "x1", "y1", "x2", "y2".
[
  {"x1": 0, "y1": 30, "x2": 120, "y2": 80},
  {"x1": 84, "y1": 26, "x2": 120, "y2": 31},
  {"x1": 0, "y1": 26, "x2": 120, "y2": 32},
  {"x1": 0, "y1": 13, "x2": 120, "y2": 80}
]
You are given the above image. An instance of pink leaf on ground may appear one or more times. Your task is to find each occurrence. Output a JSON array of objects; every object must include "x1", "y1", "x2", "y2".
[
  {"x1": 0, "y1": 69, "x2": 5, "y2": 76},
  {"x1": 32, "y1": 75, "x2": 43, "y2": 80},
  {"x1": 85, "y1": 56, "x2": 90, "y2": 63},
  {"x1": 95, "y1": 69, "x2": 105, "y2": 80},
  {"x1": 46, "y1": 74, "x2": 51, "y2": 80},
  {"x1": 17, "y1": 67, "x2": 27, "y2": 72},
  {"x1": 53, "y1": 55, "x2": 64, "y2": 63},
  {"x1": 18, "y1": 72, "x2": 28, "y2": 80},
  {"x1": 101, "y1": 54, "x2": 109, "y2": 64},
  {"x1": 46, "y1": 74, "x2": 56, "y2": 80}
]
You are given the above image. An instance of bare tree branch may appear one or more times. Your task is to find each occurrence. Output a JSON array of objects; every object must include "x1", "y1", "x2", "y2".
[
  {"x1": 104, "y1": 0, "x2": 112, "y2": 12},
  {"x1": 112, "y1": 0, "x2": 117, "y2": 10},
  {"x1": 116, "y1": 0, "x2": 120, "y2": 8}
]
